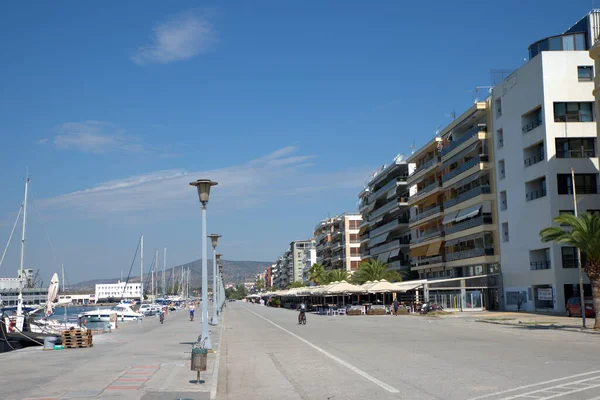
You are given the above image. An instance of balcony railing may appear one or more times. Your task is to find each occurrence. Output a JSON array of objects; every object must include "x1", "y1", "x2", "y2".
[
  {"x1": 369, "y1": 178, "x2": 398, "y2": 201},
  {"x1": 441, "y1": 125, "x2": 485, "y2": 156},
  {"x1": 522, "y1": 118, "x2": 543, "y2": 133},
  {"x1": 412, "y1": 255, "x2": 444, "y2": 267},
  {"x1": 446, "y1": 247, "x2": 493, "y2": 261},
  {"x1": 443, "y1": 156, "x2": 486, "y2": 182},
  {"x1": 410, "y1": 157, "x2": 439, "y2": 177},
  {"x1": 444, "y1": 185, "x2": 491, "y2": 209},
  {"x1": 524, "y1": 153, "x2": 544, "y2": 167},
  {"x1": 556, "y1": 149, "x2": 596, "y2": 158},
  {"x1": 558, "y1": 185, "x2": 599, "y2": 195},
  {"x1": 410, "y1": 205, "x2": 442, "y2": 222},
  {"x1": 530, "y1": 260, "x2": 551, "y2": 271},
  {"x1": 414, "y1": 229, "x2": 444, "y2": 244},
  {"x1": 369, "y1": 199, "x2": 400, "y2": 220},
  {"x1": 412, "y1": 181, "x2": 442, "y2": 200},
  {"x1": 526, "y1": 188, "x2": 547, "y2": 201},
  {"x1": 445, "y1": 215, "x2": 492, "y2": 235}
]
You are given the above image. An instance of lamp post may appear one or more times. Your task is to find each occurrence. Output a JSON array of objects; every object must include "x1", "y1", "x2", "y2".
[
  {"x1": 190, "y1": 179, "x2": 218, "y2": 348},
  {"x1": 208, "y1": 234, "x2": 221, "y2": 325},
  {"x1": 219, "y1": 263, "x2": 224, "y2": 310},
  {"x1": 216, "y1": 253, "x2": 222, "y2": 314}
]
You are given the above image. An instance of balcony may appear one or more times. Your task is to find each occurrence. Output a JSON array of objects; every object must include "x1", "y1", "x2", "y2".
[
  {"x1": 411, "y1": 180, "x2": 442, "y2": 202},
  {"x1": 522, "y1": 118, "x2": 543, "y2": 133},
  {"x1": 369, "y1": 218, "x2": 406, "y2": 238},
  {"x1": 445, "y1": 215, "x2": 493, "y2": 235},
  {"x1": 530, "y1": 260, "x2": 551, "y2": 271},
  {"x1": 413, "y1": 229, "x2": 444, "y2": 244},
  {"x1": 410, "y1": 157, "x2": 439, "y2": 177},
  {"x1": 524, "y1": 153, "x2": 544, "y2": 167},
  {"x1": 441, "y1": 125, "x2": 485, "y2": 157},
  {"x1": 443, "y1": 156, "x2": 486, "y2": 183},
  {"x1": 368, "y1": 176, "x2": 407, "y2": 202},
  {"x1": 556, "y1": 149, "x2": 596, "y2": 158},
  {"x1": 410, "y1": 205, "x2": 442, "y2": 223},
  {"x1": 370, "y1": 199, "x2": 400, "y2": 220},
  {"x1": 558, "y1": 185, "x2": 599, "y2": 195},
  {"x1": 446, "y1": 247, "x2": 494, "y2": 261},
  {"x1": 444, "y1": 185, "x2": 491, "y2": 209},
  {"x1": 526, "y1": 189, "x2": 547, "y2": 201},
  {"x1": 412, "y1": 255, "x2": 444, "y2": 267}
]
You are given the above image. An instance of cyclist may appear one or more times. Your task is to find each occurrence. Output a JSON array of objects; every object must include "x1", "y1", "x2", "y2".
[
  {"x1": 189, "y1": 303, "x2": 195, "y2": 321},
  {"x1": 298, "y1": 302, "x2": 307, "y2": 324}
]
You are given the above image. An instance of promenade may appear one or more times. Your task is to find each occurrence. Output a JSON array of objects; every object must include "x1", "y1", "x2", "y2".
[
  {"x1": 0, "y1": 308, "x2": 223, "y2": 400},
  {"x1": 219, "y1": 302, "x2": 600, "y2": 400}
]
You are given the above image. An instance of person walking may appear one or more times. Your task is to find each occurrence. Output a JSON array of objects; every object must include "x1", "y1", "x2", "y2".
[{"x1": 393, "y1": 299, "x2": 399, "y2": 316}]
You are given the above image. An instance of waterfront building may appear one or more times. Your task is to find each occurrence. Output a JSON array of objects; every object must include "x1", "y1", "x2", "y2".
[
  {"x1": 358, "y1": 156, "x2": 412, "y2": 271},
  {"x1": 95, "y1": 281, "x2": 142, "y2": 301},
  {"x1": 313, "y1": 213, "x2": 362, "y2": 273}
]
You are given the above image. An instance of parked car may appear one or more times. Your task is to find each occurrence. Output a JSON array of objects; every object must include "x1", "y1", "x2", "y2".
[{"x1": 566, "y1": 297, "x2": 595, "y2": 317}]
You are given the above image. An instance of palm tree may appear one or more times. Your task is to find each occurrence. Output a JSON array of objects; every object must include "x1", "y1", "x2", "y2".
[
  {"x1": 540, "y1": 213, "x2": 600, "y2": 330},
  {"x1": 287, "y1": 281, "x2": 305, "y2": 289},
  {"x1": 308, "y1": 263, "x2": 326, "y2": 285},
  {"x1": 327, "y1": 268, "x2": 349, "y2": 283},
  {"x1": 352, "y1": 259, "x2": 402, "y2": 284}
]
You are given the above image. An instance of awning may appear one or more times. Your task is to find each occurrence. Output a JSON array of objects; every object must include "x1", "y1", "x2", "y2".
[
  {"x1": 448, "y1": 171, "x2": 482, "y2": 190},
  {"x1": 426, "y1": 241, "x2": 443, "y2": 256},
  {"x1": 441, "y1": 143, "x2": 479, "y2": 170},
  {"x1": 422, "y1": 195, "x2": 439, "y2": 207},
  {"x1": 389, "y1": 248, "x2": 401, "y2": 258},
  {"x1": 386, "y1": 186, "x2": 398, "y2": 199},
  {"x1": 369, "y1": 232, "x2": 389, "y2": 247},
  {"x1": 358, "y1": 224, "x2": 368, "y2": 235},
  {"x1": 454, "y1": 204, "x2": 482, "y2": 223},
  {"x1": 370, "y1": 215, "x2": 384, "y2": 225},
  {"x1": 442, "y1": 211, "x2": 459, "y2": 225},
  {"x1": 445, "y1": 232, "x2": 484, "y2": 247},
  {"x1": 367, "y1": 202, "x2": 376, "y2": 212},
  {"x1": 378, "y1": 251, "x2": 392, "y2": 262},
  {"x1": 410, "y1": 245, "x2": 429, "y2": 258}
]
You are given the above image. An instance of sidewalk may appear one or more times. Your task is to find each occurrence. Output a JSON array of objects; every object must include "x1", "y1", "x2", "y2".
[
  {"x1": 457, "y1": 311, "x2": 599, "y2": 334},
  {"x1": 0, "y1": 307, "x2": 224, "y2": 400}
]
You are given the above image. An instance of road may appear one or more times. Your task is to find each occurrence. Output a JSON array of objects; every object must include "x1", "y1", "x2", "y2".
[{"x1": 218, "y1": 302, "x2": 600, "y2": 400}]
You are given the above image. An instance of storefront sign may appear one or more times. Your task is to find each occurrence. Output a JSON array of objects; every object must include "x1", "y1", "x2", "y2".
[{"x1": 538, "y1": 288, "x2": 553, "y2": 301}]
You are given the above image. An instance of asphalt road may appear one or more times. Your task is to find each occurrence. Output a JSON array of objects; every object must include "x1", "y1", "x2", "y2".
[{"x1": 218, "y1": 302, "x2": 600, "y2": 400}]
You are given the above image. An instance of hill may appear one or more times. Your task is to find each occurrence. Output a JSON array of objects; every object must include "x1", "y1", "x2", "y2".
[{"x1": 73, "y1": 259, "x2": 270, "y2": 290}]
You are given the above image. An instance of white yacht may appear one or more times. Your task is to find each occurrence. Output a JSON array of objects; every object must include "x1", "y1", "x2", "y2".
[{"x1": 80, "y1": 304, "x2": 143, "y2": 322}]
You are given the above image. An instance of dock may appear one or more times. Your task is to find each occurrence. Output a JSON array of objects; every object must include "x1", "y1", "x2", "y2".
[{"x1": 0, "y1": 307, "x2": 223, "y2": 400}]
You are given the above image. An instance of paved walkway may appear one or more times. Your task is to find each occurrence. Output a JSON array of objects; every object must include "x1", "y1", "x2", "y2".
[
  {"x1": 459, "y1": 311, "x2": 599, "y2": 333},
  {"x1": 0, "y1": 306, "x2": 223, "y2": 400},
  {"x1": 218, "y1": 301, "x2": 600, "y2": 400}
]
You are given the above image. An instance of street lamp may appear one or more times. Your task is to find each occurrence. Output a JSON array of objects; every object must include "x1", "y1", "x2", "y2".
[
  {"x1": 190, "y1": 179, "x2": 218, "y2": 349},
  {"x1": 208, "y1": 234, "x2": 221, "y2": 325},
  {"x1": 216, "y1": 253, "x2": 222, "y2": 314}
]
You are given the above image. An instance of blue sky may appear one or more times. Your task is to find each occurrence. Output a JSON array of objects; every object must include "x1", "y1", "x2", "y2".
[{"x1": 0, "y1": 1, "x2": 593, "y2": 284}]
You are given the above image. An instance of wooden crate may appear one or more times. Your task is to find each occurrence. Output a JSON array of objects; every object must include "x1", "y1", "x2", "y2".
[{"x1": 61, "y1": 329, "x2": 93, "y2": 349}]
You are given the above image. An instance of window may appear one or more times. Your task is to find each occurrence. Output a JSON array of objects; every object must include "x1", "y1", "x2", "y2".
[
  {"x1": 588, "y1": 210, "x2": 600, "y2": 216},
  {"x1": 557, "y1": 174, "x2": 598, "y2": 195},
  {"x1": 497, "y1": 129, "x2": 504, "y2": 148},
  {"x1": 498, "y1": 159, "x2": 505, "y2": 179},
  {"x1": 559, "y1": 209, "x2": 574, "y2": 226},
  {"x1": 555, "y1": 138, "x2": 596, "y2": 158},
  {"x1": 554, "y1": 102, "x2": 594, "y2": 122},
  {"x1": 500, "y1": 191, "x2": 507, "y2": 211},
  {"x1": 506, "y1": 291, "x2": 527, "y2": 305},
  {"x1": 578, "y1": 66, "x2": 594, "y2": 82},
  {"x1": 502, "y1": 222, "x2": 509, "y2": 242},
  {"x1": 495, "y1": 98, "x2": 502, "y2": 117},
  {"x1": 562, "y1": 247, "x2": 579, "y2": 268}
]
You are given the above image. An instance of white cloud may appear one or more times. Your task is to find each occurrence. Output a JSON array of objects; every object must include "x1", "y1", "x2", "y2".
[
  {"x1": 39, "y1": 147, "x2": 370, "y2": 217},
  {"x1": 131, "y1": 10, "x2": 217, "y2": 65},
  {"x1": 50, "y1": 121, "x2": 144, "y2": 153}
]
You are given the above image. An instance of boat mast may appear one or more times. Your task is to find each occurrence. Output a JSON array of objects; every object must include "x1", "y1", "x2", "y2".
[
  {"x1": 16, "y1": 176, "x2": 29, "y2": 319},
  {"x1": 171, "y1": 266, "x2": 175, "y2": 295},
  {"x1": 62, "y1": 264, "x2": 66, "y2": 325},
  {"x1": 163, "y1": 248, "x2": 166, "y2": 298},
  {"x1": 140, "y1": 235, "x2": 144, "y2": 305}
]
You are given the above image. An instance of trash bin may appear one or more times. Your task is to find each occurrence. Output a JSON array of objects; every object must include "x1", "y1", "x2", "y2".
[
  {"x1": 191, "y1": 347, "x2": 208, "y2": 372},
  {"x1": 43, "y1": 336, "x2": 57, "y2": 350}
]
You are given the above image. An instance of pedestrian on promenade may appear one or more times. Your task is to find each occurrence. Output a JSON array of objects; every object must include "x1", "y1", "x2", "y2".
[{"x1": 393, "y1": 299, "x2": 399, "y2": 316}]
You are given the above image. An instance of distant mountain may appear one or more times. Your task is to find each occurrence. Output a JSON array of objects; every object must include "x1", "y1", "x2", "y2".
[{"x1": 73, "y1": 259, "x2": 270, "y2": 290}]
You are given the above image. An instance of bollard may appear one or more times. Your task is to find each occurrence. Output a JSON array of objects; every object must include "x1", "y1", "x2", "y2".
[{"x1": 190, "y1": 347, "x2": 208, "y2": 384}]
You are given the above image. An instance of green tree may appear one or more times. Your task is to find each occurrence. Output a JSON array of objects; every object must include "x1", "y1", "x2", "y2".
[
  {"x1": 540, "y1": 213, "x2": 600, "y2": 329},
  {"x1": 326, "y1": 268, "x2": 349, "y2": 283},
  {"x1": 256, "y1": 279, "x2": 264, "y2": 291},
  {"x1": 286, "y1": 281, "x2": 305, "y2": 289},
  {"x1": 351, "y1": 259, "x2": 402, "y2": 284},
  {"x1": 308, "y1": 263, "x2": 326, "y2": 285}
]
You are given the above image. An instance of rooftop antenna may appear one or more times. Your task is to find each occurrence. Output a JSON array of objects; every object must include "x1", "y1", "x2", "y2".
[
  {"x1": 474, "y1": 86, "x2": 494, "y2": 103},
  {"x1": 445, "y1": 110, "x2": 456, "y2": 121},
  {"x1": 409, "y1": 140, "x2": 416, "y2": 155}
]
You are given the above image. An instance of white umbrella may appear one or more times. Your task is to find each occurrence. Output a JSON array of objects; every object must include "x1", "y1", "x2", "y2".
[
  {"x1": 367, "y1": 279, "x2": 399, "y2": 293},
  {"x1": 325, "y1": 280, "x2": 364, "y2": 295},
  {"x1": 45, "y1": 273, "x2": 59, "y2": 317}
]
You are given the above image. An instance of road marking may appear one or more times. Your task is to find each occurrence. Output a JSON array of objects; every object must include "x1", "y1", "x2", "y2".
[
  {"x1": 470, "y1": 370, "x2": 600, "y2": 399},
  {"x1": 500, "y1": 375, "x2": 600, "y2": 399},
  {"x1": 244, "y1": 305, "x2": 400, "y2": 394}
]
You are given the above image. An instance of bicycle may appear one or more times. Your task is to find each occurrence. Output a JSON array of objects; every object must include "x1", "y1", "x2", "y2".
[{"x1": 298, "y1": 311, "x2": 306, "y2": 325}]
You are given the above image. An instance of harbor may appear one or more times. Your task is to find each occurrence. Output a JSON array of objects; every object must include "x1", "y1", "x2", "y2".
[{"x1": 0, "y1": 304, "x2": 223, "y2": 400}]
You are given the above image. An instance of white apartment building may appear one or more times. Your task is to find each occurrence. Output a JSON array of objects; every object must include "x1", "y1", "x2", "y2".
[
  {"x1": 314, "y1": 213, "x2": 362, "y2": 274},
  {"x1": 272, "y1": 240, "x2": 314, "y2": 288},
  {"x1": 95, "y1": 281, "x2": 142, "y2": 301},
  {"x1": 358, "y1": 156, "x2": 412, "y2": 271},
  {"x1": 493, "y1": 11, "x2": 599, "y2": 312},
  {"x1": 301, "y1": 242, "x2": 317, "y2": 282}
]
